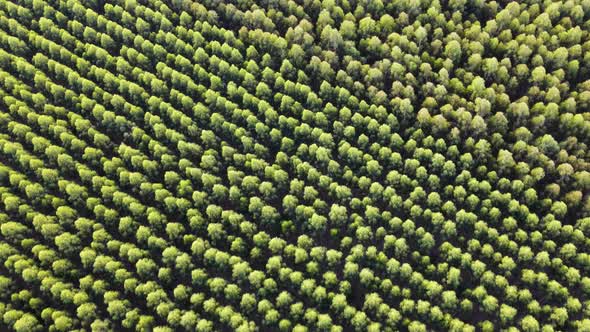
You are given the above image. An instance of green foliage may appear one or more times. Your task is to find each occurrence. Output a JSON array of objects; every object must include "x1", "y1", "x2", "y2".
[{"x1": 0, "y1": 0, "x2": 587, "y2": 331}]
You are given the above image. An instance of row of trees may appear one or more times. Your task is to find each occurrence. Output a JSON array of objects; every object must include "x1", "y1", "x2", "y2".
[{"x1": 0, "y1": 0, "x2": 588, "y2": 331}]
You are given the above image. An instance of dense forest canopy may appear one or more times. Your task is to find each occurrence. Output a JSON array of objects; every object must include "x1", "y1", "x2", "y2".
[{"x1": 0, "y1": 0, "x2": 589, "y2": 331}]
